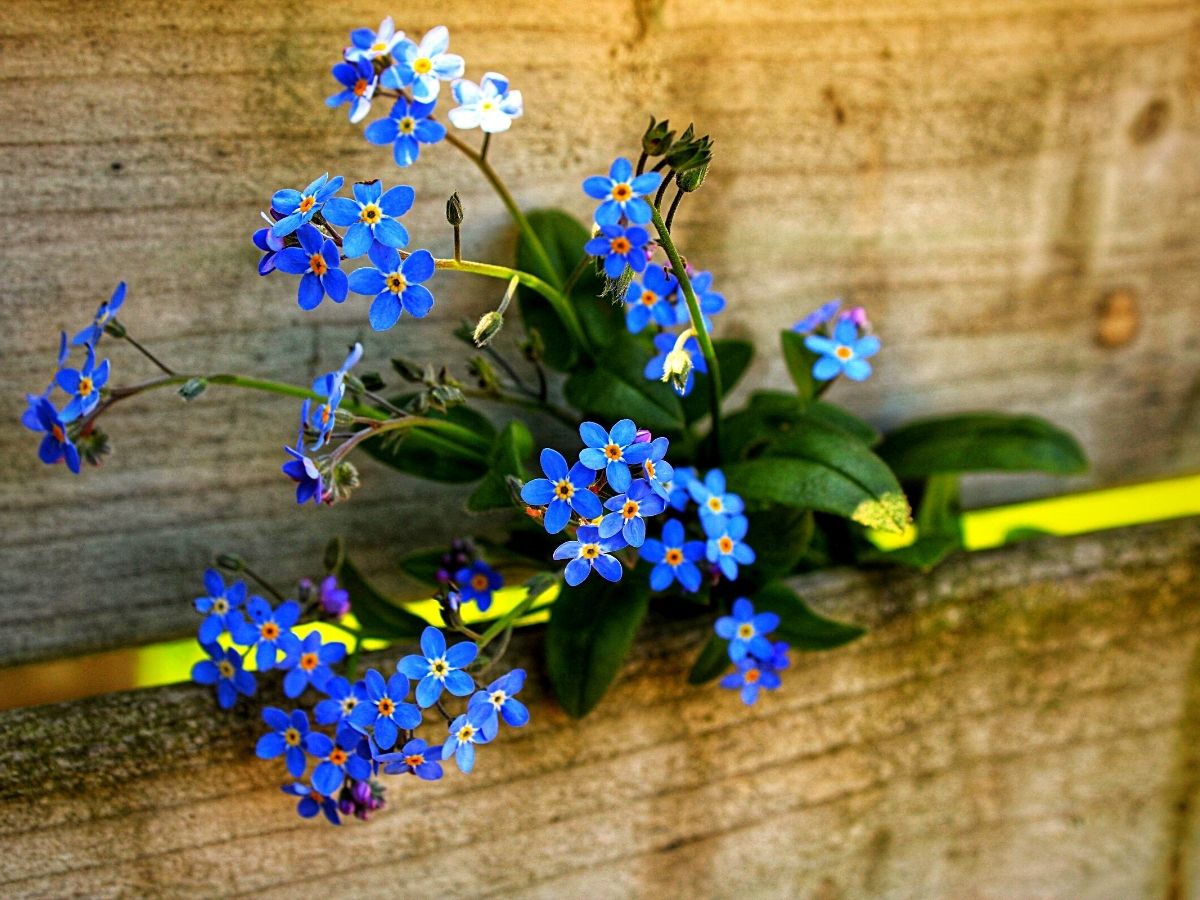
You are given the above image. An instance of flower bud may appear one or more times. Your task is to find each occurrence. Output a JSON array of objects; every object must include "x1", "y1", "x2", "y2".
[
  {"x1": 661, "y1": 346, "x2": 693, "y2": 395},
  {"x1": 675, "y1": 160, "x2": 709, "y2": 193},
  {"x1": 446, "y1": 192, "x2": 464, "y2": 226},
  {"x1": 178, "y1": 377, "x2": 208, "y2": 402},
  {"x1": 351, "y1": 780, "x2": 372, "y2": 806},
  {"x1": 633, "y1": 428, "x2": 653, "y2": 444},
  {"x1": 216, "y1": 553, "x2": 246, "y2": 572},
  {"x1": 332, "y1": 407, "x2": 356, "y2": 427},
  {"x1": 325, "y1": 461, "x2": 360, "y2": 504},
  {"x1": 472, "y1": 310, "x2": 504, "y2": 348},
  {"x1": 642, "y1": 116, "x2": 674, "y2": 156},
  {"x1": 102, "y1": 319, "x2": 127, "y2": 339},
  {"x1": 468, "y1": 355, "x2": 501, "y2": 393}
]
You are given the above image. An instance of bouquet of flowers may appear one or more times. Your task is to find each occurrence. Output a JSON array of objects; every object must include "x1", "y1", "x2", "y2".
[{"x1": 20, "y1": 17, "x2": 1086, "y2": 824}]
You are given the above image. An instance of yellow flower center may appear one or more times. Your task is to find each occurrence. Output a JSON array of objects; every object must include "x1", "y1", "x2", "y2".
[
  {"x1": 212, "y1": 598, "x2": 228, "y2": 614},
  {"x1": 359, "y1": 203, "x2": 382, "y2": 224},
  {"x1": 298, "y1": 195, "x2": 316, "y2": 214},
  {"x1": 835, "y1": 345, "x2": 854, "y2": 361},
  {"x1": 386, "y1": 272, "x2": 407, "y2": 294},
  {"x1": 581, "y1": 543, "x2": 601, "y2": 560},
  {"x1": 644, "y1": 460, "x2": 656, "y2": 479},
  {"x1": 78, "y1": 376, "x2": 94, "y2": 397},
  {"x1": 341, "y1": 696, "x2": 358, "y2": 714},
  {"x1": 665, "y1": 548, "x2": 683, "y2": 566},
  {"x1": 604, "y1": 443, "x2": 623, "y2": 461},
  {"x1": 378, "y1": 697, "x2": 395, "y2": 716},
  {"x1": 489, "y1": 691, "x2": 507, "y2": 708},
  {"x1": 284, "y1": 727, "x2": 302, "y2": 746},
  {"x1": 610, "y1": 237, "x2": 631, "y2": 255},
  {"x1": 736, "y1": 622, "x2": 755, "y2": 640},
  {"x1": 217, "y1": 660, "x2": 235, "y2": 679},
  {"x1": 457, "y1": 723, "x2": 476, "y2": 742},
  {"x1": 707, "y1": 497, "x2": 724, "y2": 513},
  {"x1": 430, "y1": 659, "x2": 449, "y2": 678},
  {"x1": 611, "y1": 183, "x2": 633, "y2": 202},
  {"x1": 371, "y1": 41, "x2": 389, "y2": 53},
  {"x1": 718, "y1": 536, "x2": 735, "y2": 554},
  {"x1": 309, "y1": 253, "x2": 328, "y2": 276},
  {"x1": 412, "y1": 57, "x2": 433, "y2": 75},
  {"x1": 481, "y1": 100, "x2": 496, "y2": 112},
  {"x1": 299, "y1": 652, "x2": 319, "y2": 672},
  {"x1": 554, "y1": 479, "x2": 575, "y2": 500},
  {"x1": 622, "y1": 499, "x2": 640, "y2": 520},
  {"x1": 470, "y1": 574, "x2": 490, "y2": 592},
  {"x1": 398, "y1": 116, "x2": 416, "y2": 134}
]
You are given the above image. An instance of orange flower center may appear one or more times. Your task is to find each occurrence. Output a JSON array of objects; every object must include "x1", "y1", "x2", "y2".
[
  {"x1": 611, "y1": 183, "x2": 633, "y2": 202},
  {"x1": 718, "y1": 536, "x2": 735, "y2": 554},
  {"x1": 622, "y1": 499, "x2": 640, "y2": 520},
  {"x1": 378, "y1": 697, "x2": 395, "y2": 716},
  {"x1": 744, "y1": 668, "x2": 761, "y2": 684},
  {"x1": 665, "y1": 548, "x2": 683, "y2": 565},
  {"x1": 470, "y1": 574, "x2": 489, "y2": 592},
  {"x1": 78, "y1": 376, "x2": 94, "y2": 396},
  {"x1": 644, "y1": 460, "x2": 656, "y2": 479},
  {"x1": 329, "y1": 748, "x2": 348, "y2": 766},
  {"x1": 640, "y1": 290, "x2": 657, "y2": 306},
  {"x1": 610, "y1": 237, "x2": 631, "y2": 255},
  {"x1": 299, "y1": 652, "x2": 319, "y2": 672},
  {"x1": 217, "y1": 660, "x2": 235, "y2": 679},
  {"x1": 260, "y1": 621, "x2": 280, "y2": 641},
  {"x1": 353, "y1": 78, "x2": 369, "y2": 97},
  {"x1": 298, "y1": 195, "x2": 316, "y2": 214},
  {"x1": 834, "y1": 345, "x2": 854, "y2": 361},
  {"x1": 309, "y1": 253, "x2": 328, "y2": 276},
  {"x1": 51, "y1": 424, "x2": 65, "y2": 442},
  {"x1": 404, "y1": 754, "x2": 425, "y2": 767},
  {"x1": 604, "y1": 443, "x2": 623, "y2": 461}
]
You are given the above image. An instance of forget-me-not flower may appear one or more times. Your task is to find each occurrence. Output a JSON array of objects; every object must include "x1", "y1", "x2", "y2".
[
  {"x1": 583, "y1": 157, "x2": 662, "y2": 226},
  {"x1": 585, "y1": 224, "x2": 650, "y2": 279},
  {"x1": 454, "y1": 560, "x2": 503, "y2": 613},
  {"x1": 805, "y1": 318, "x2": 881, "y2": 382},
  {"x1": 600, "y1": 478, "x2": 665, "y2": 548},
  {"x1": 344, "y1": 17, "x2": 405, "y2": 63},
  {"x1": 282, "y1": 631, "x2": 347, "y2": 698},
  {"x1": 687, "y1": 469, "x2": 745, "y2": 533},
  {"x1": 377, "y1": 737, "x2": 444, "y2": 780},
  {"x1": 398, "y1": 626, "x2": 479, "y2": 708},
  {"x1": 256, "y1": 707, "x2": 311, "y2": 778},
  {"x1": 231, "y1": 597, "x2": 302, "y2": 671},
  {"x1": 447, "y1": 72, "x2": 523, "y2": 133},
  {"x1": 705, "y1": 514, "x2": 755, "y2": 581},
  {"x1": 193, "y1": 568, "x2": 247, "y2": 644},
  {"x1": 56, "y1": 344, "x2": 109, "y2": 419},
  {"x1": 273, "y1": 224, "x2": 349, "y2": 310},
  {"x1": 72, "y1": 282, "x2": 126, "y2": 346},
  {"x1": 321, "y1": 180, "x2": 414, "y2": 258},
  {"x1": 442, "y1": 704, "x2": 496, "y2": 774},
  {"x1": 468, "y1": 669, "x2": 529, "y2": 730},
  {"x1": 327, "y1": 58, "x2": 377, "y2": 124},
  {"x1": 192, "y1": 642, "x2": 256, "y2": 709},
  {"x1": 348, "y1": 245, "x2": 436, "y2": 331},
  {"x1": 715, "y1": 597, "x2": 779, "y2": 662},
  {"x1": 270, "y1": 173, "x2": 344, "y2": 238},
  {"x1": 640, "y1": 519, "x2": 706, "y2": 592},
  {"x1": 349, "y1": 668, "x2": 421, "y2": 750},
  {"x1": 520, "y1": 447, "x2": 604, "y2": 533},
  {"x1": 552, "y1": 524, "x2": 627, "y2": 586},
  {"x1": 577, "y1": 419, "x2": 655, "y2": 493},
  {"x1": 365, "y1": 96, "x2": 446, "y2": 167},
  {"x1": 384, "y1": 26, "x2": 465, "y2": 101},
  {"x1": 623, "y1": 266, "x2": 677, "y2": 333}
]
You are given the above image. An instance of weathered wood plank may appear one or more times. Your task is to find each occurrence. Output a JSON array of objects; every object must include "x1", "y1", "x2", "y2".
[
  {"x1": 1, "y1": 0, "x2": 1197, "y2": 664},
  {"x1": 0, "y1": 519, "x2": 1196, "y2": 897}
]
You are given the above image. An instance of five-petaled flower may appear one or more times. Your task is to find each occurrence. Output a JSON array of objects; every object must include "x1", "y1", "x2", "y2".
[
  {"x1": 256, "y1": 707, "x2": 312, "y2": 778},
  {"x1": 56, "y1": 344, "x2": 110, "y2": 419},
  {"x1": 283, "y1": 404, "x2": 325, "y2": 505},
  {"x1": 282, "y1": 631, "x2": 347, "y2": 698},
  {"x1": 640, "y1": 518, "x2": 706, "y2": 592},
  {"x1": 344, "y1": 16, "x2": 405, "y2": 63},
  {"x1": 193, "y1": 568, "x2": 247, "y2": 644},
  {"x1": 705, "y1": 514, "x2": 755, "y2": 581},
  {"x1": 321, "y1": 180, "x2": 414, "y2": 258},
  {"x1": 315, "y1": 675, "x2": 370, "y2": 742},
  {"x1": 720, "y1": 655, "x2": 783, "y2": 706},
  {"x1": 398, "y1": 626, "x2": 479, "y2": 708},
  {"x1": 307, "y1": 727, "x2": 372, "y2": 797},
  {"x1": 72, "y1": 282, "x2": 126, "y2": 346},
  {"x1": 453, "y1": 560, "x2": 503, "y2": 613},
  {"x1": 638, "y1": 436, "x2": 675, "y2": 501},
  {"x1": 448, "y1": 72, "x2": 523, "y2": 134},
  {"x1": 327, "y1": 57, "x2": 377, "y2": 124},
  {"x1": 282, "y1": 782, "x2": 340, "y2": 825},
  {"x1": 31, "y1": 398, "x2": 81, "y2": 474},
  {"x1": 583, "y1": 157, "x2": 662, "y2": 226},
  {"x1": 384, "y1": 26, "x2": 465, "y2": 102},
  {"x1": 192, "y1": 642, "x2": 256, "y2": 709},
  {"x1": 520, "y1": 447, "x2": 603, "y2": 533},
  {"x1": 231, "y1": 597, "x2": 302, "y2": 671},
  {"x1": 377, "y1": 737, "x2": 444, "y2": 780},
  {"x1": 348, "y1": 245, "x2": 436, "y2": 331},
  {"x1": 349, "y1": 668, "x2": 422, "y2": 750},
  {"x1": 623, "y1": 266, "x2": 678, "y2": 333},
  {"x1": 577, "y1": 418, "x2": 655, "y2": 493},
  {"x1": 273, "y1": 224, "x2": 349, "y2": 310},
  {"x1": 600, "y1": 478, "x2": 666, "y2": 548},
  {"x1": 585, "y1": 224, "x2": 650, "y2": 279},
  {"x1": 552, "y1": 524, "x2": 627, "y2": 586},
  {"x1": 270, "y1": 173, "x2": 344, "y2": 239},
  {"x1": 687, "y1": 468, "x2": 745, "y2": 534},
  {"x1": 715, "y1": 598, "x2": 780, "y2": 662},
  {"x1": 468, "y1": 669, "x2": 530, "y2": 731},
  {"x1": 804, "y1": 318, "x2": 881, "y2": 382},
  {"x1": 365, "y1": 96, "x2": 446, "y2": 167},
  {"x1": 442, "y1": 704, "x2": 496, "y2": 774}
]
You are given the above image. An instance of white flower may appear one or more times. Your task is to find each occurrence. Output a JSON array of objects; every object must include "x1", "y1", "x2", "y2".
[{"x1": 448, "y1": 72, "x2": 523, "y2": 134}]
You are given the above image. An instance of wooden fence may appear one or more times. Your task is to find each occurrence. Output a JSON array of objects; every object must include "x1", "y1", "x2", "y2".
[{"x1": 1, "y1": 0, "x2": 1198, "y2": 895}]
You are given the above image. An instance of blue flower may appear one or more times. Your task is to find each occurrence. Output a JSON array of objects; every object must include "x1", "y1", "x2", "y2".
[
  {"x1": 804, "y1": 318, "x2": 881, "y2": 382},
  {"x1": 252, "y1": 217, "x2": 286, "y2": 275},
  {"x1": 327, "y1": 58, "x2": 376, "y2": 124},
  {"x1": 584, "y1": 224, "x2": 650, "y2": 279},
  {"x1": 230, "y1": 597, "x2": 302, "y2": 671},
  {"x1": 282, "y1": 631, "x2": 347, "y2": 699},
  {"x1": 688, "y1": 469, "x2": 745, "y2": 534},
  {"x1": 281, "y1": 782, "x2": 340, "y2": 825},
  {"x1": 55, "y1": 344, "x2": 109, "y2": 419},
  {"x1": 468, "y1": 669, "x2": 529, "y2": 730},
  {"x1": 582, "y1": 157, "x2": 662, "y2": 226},
  {"x1": 454, "y1": 560, "x2": 503, "y2": 613},
  {"x1": 666, "y1": 466, "x2": 695, "y2": 511},
  {"x1": 270, "y1": 173, "x2": 344, "y2": 239},
  {"x1": 670, "y1": 271, "x2": 724, "y2": 328},
  {"x1": 793, "y1": 299, "x2": 842, "y2": 334},
  {"x1": 623, "y1": 266, "x2": 677, "y2": 333},
  {"x1": 600, "y1": 478, "x2": 666, "y2": 548},
  {"x1": 577, "y1": 418, "x2": 655, "y2": 493},
  {"x1": 639, "y1": 436, "x2": 675, "y2": 500},
  {"x1": 365, "y1": 96, "x2": 446, "y2": 167},
  {"x1": 397, "y1": 626, "x2": 479, "y2": 708},
  {"x1": 273, "y1": 224, "x2": 349, "y2": 310},
  {"x1": 348, "y1": 668, "x2": 422, "y2": 750},
  {"x1": 376, "y1": 737, "x2": 444, "y2": 780},
  {"x1": 315, "y1": 675, "x2": 369, "y2": 740},
  {"x1": 553, "y1": 524, "x2": 627, "y2": 586},
  {"x1": 191, "y1": 642, "x2": 255, "y2": 709},
  {"x1": 72, "y1": 282, "x2": 126, "y2": 346},
  {"x1": 344, "y1": 16, "x2": 405, "y2": 63},
  {"x1": 193, "y1": 568, "x2": 247, "y2": 643},
  {"x1": 715, "y1": 598, "x2": 779, "y2": 662},
  {"x1": 705, "y1": 514, "x2": 755, "y2": 581},
  {"x1": 306, "y1": 380, "x2": 345, "y2": 453},
  {"x1": 321, "y1": 180, "x2": 414, "y2": 258},
  {"x1": 383, "y1": 26, "x2": 465, "y2": 102},
  {"x1": 720, "y1": 654, "x2": 783, "y2": 706},
  {"x1": 520, "y1": 447, "x2": 603, "y2": 534},
  {"x1": 348, "y1": 245, "x2": 436, "y2": 331},
  {"x1": 442, "y1": 704, "x2": 497, "y2": 774},
  {"x1": 644, "y1": 332, "x2": 706, "y2": 397},
  {"x1": 31, "y1": 398, "x2": 81, "y2": 474},
  {"x1": 256, "y1": 707, "x2": 311, "y2": 778},
  {"x1": 640, "y1": 519, "x2": 706, "y2": 592},
  {"x1": 307, "y1": 727, "x2": 372, "y2": 797},
  {"x1": 448, "y1": 72, "x2": 523, "y2": 133},
  {"x1": 283, "y1": 404, "x2": 325, "y2": 505}
]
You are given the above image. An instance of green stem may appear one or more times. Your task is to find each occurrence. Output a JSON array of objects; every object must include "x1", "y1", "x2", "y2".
[
  {"x1": 648, "y1": 205, "x2": 723, "y2": 454},
  {"x1": 462, "y1": 387, "x2": 577, "y2": 429},
  {"x1": 476, "y1": 576, "x2": 558, "y2": 650}
]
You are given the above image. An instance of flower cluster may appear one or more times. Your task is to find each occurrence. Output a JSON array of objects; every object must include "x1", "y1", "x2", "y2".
[
  {"x1": 794, "y1": 299, "x2": 881, "y2": 383},
  {"x1": 715, "y1": 598, "x2": 790, "y2": 706}
]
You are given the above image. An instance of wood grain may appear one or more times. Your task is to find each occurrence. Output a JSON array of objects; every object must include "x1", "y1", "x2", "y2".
[
  {"x1": 1, "y1": 0, "x2": 1198, "y2": 663},
  {"x1": 0, "y1": 519, "x2": 1196, "y2": 897}
]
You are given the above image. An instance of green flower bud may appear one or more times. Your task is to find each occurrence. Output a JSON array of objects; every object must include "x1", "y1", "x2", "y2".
[
  {"x1": 473, "y1": 310, "x2": 505, "y2": 348},
  {"x1": 675, "y1": 160, "x2": 709, "y2": 193},
  {"x1": 102, "y1": 319, "x2": 127, "y2": 339},
  {"x1": 642, "y1": 116, "x2": 675, "y2": 156},
  {"x1": 177, "y1": 377, "x2": 208, "y2": 401},
  {"x1": 216, "y1": 553, "x2": 246, "y2": 572},
  {"x1": 326, "y1": 461, "x2": 360, "y2": 504},
  {"x1": 391, "y1": 357, "x2": 427, "y2": 383}
]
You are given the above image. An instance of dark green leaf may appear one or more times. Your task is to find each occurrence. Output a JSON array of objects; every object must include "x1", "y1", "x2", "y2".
[
  {"x1": 360, "y1": 404, "x2": 493, "y2": 484},
  {"x1": 806, "y1": 402, "x2": 880, "y2": 446},
  {"x1": 688, "y1": 634, "x2": 733, "y2": 685},
  {"x1": 781, "y1": 330, "x2": 822, "y2": 402},
  {"x1": 339, "y1": 556, "x2": 426, "y2": 641},
  {"x1": 680, "y1": 339, "x2": 753, "y2": 425},
  {"x1": 397, "y1": 549, "x2": 448, "y2": 585},
  {"x1": 877, "y1": 413, "x2": 1087, "y2": 480},
  {"x1": 742, "y1": 506, "x2": 813, "y2": 587},
  {"x1": 546, "y1": 576, "x2": 650, "y2": 718},
  {"x1": 467, "y1": 420, "x2": 534, "y2": 512},
  {"x1": 564, "y1": 330, "x2": 686, "y2": 433},
  {"x1": 753, "y1": 582, "x2": 865, "y2": 650}
]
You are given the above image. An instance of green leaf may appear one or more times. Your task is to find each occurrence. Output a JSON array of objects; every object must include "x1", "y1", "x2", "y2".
[
  {"x1": 680, "y1": 339, "x2": 753, "y2": 425},
  {"x1": 564, "y1": 330, "x2": 686, "y2": 433},
  {"x1": 752, "y1": 582, "x2": 865, "y2": 650},
  {"x1": 781, "y1": 330, "x2": 822, "y2": 402},
  {"x1": 515, "y1": 209, "x2": 611, "y2": 371},
  {"x1": 725, "y1": 416, "x2": 911, "y2": 533},
  {"x1": 806, "y1": 402, "x2": 880, "y2": 446},
  {"x1": 877, "y1": 413, "x2": 1087, "y2": 480},
  {"x1": 546, "y1": 576, "x2": 650, "y2": 718},
  {"x1": 339, "y1": 555, "x2": 427, "y2": 641},
  {"x1": 860, "y1": 533, "x2": 959, "y2": 570},
  {"x1": 688, "y1": 634, "x2": 733, "y2": 685},
  {"x1": 397, "y1": 549, "x2": 448, "y2": 585},
  {"x1": 360, "y1": 405, "x2": 493, "y2": 484},
  {"x1": 743, "y1": 506, "x2": 813, "y2": 587},
  {"x1": 467, "y1": 420, "x2": 534, "y2": 512}
]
